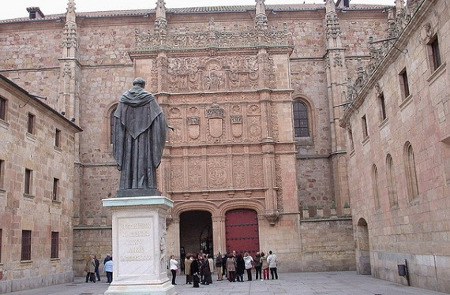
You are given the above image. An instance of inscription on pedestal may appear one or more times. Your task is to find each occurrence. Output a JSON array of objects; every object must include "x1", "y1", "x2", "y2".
[{"x1": 117, "y1": 218, "x2": 155, "y2": 277}]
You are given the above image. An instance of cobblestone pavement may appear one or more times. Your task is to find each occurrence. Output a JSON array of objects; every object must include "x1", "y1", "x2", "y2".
[{"x1": 8, "y1": 271, "x2": 447, "y2": 295}]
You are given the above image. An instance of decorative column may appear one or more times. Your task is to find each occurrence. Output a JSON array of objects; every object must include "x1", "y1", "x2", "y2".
[
  {"x1": 212, "y1": 216, "x2": 226, "y2": 254},
  {"x1": 103, "y1": 197, "x2": 176, "y2": 295},
  {"x1": 324, "y1": 0, "x2": 350, "y2": 214}
]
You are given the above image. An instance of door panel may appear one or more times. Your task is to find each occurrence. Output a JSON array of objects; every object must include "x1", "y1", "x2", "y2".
[{"x1": 225, "y1": 209, "x2": 259, "y2": 257}]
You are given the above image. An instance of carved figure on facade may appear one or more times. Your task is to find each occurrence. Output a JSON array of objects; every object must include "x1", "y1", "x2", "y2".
[{"x1": 420, "y1": 22, "x2": 433, "y2": 44}]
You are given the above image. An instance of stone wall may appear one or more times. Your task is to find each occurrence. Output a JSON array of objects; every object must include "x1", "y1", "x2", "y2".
[
  {"x1": 0, "y1": 76, "x2": 80, "y2": 292},
  {"x1": 342, "y1": 0, "x2": 450, "y2": 292}
]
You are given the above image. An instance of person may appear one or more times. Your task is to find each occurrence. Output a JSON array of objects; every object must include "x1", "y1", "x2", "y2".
[
  {"x1": 222, "y1": 253, "x2": 227, "y2": 278},
  {"x1": 190, "y1": 254, "x2": 200, "y2": 288},
  {"x1": 169, "y1": 255, "x2": 178, "y2": 285},
  {"x1": 103, "y1": 256, "x2": 113, "y2": 283},
  {"x1": 94, "y1": 255, "x2": 101, "y2": 282},
  {"x1": 208, "y1": 254, "x2": 214, "y2": 279},
  {"x1": 85, "y1": 254, "x2": 96, "y2": 283},
  {"x1": 244, "y1": 252, "x2": 254, "y2": 281},
  {"x1": 254, "y1": 252, "x2": 262, "y2": 280},
  {"x1": 113, "y1": 77, "x2": 169, "y2": 193},
  {"x1": 261, "y1": 252, "x2": 269, "y2": 280},
  {"x1": 226, "y1": 253, "x2": 236, "y2": 282},
  {"x1": 104, "y1": 254, "x2": 111, "y2": 265},
  {"x1": 235, "y1": 253, "x2": 245, "y2": 282},
  {"x1": 215, "y1": 252, "x2": 223, "y2": 281},
  {"x1": 267, "y1": 250, "x2": 279, "y2": 279},
  {"x1": 200, "y1": 254, "x2": 212, "y2": 285},
  {"x1": 184, "y1": 254, "x2": 193, "y2": 284}
]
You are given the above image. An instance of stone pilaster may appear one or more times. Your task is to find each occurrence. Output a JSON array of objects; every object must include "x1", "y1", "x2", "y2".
[{"x1": 324, "y1": 0, "x2": 350, "y2": 213}]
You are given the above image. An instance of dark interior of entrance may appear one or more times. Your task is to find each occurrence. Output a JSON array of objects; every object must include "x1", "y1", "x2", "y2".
[{"x1": 180, "y1": 211, "x2": 213, "y2": 256}]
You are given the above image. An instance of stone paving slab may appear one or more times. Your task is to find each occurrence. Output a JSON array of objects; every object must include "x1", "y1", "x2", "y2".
[{"x1": 7, "y1": 272, "x2": 448, "y2": 295}]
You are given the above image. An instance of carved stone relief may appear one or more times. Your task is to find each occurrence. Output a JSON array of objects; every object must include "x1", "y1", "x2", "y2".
[
  {"x1": 207, "y1": 157, "x2": 227, "y2": 188},
  {"x1": 232, "y1": 156, "x2": 246, "y2": 188},
  {"x1": 166, "y1": 56, "x2": 264, "y2": 93},
  {"x1": 170, "y1": 162, "x2": 184, "y2": 191},
  {"x1": 250, "y1": 155, "x2": 264, "y2": 187},
  {"x1": 206, "y1": 103, "x2": 224, "y2": 142},
  {"x1": 188, "y1": 158, "x2": 203, "y2": 189}
]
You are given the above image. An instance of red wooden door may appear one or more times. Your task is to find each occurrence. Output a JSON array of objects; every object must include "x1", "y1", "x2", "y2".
[{"x1": 225, "y1": 209, "x2": 259, "y2": 257}]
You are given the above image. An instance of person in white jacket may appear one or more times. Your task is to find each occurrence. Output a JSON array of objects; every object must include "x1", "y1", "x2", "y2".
[
  {"x1": 103, "y1": 257, "x2": 113, "y2": 283},
  {"x1": 169, "y1": 255, "x2": 179, "y2": 285},
  {"x1": 266, "y1": 251, "x2": 278, "y2": 279},
  {"x1": 243, "y1": 252, "x2": 254, "y2": 281}
]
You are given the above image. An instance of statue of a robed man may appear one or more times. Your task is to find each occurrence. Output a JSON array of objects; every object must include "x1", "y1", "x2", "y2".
[{"x1": 113, "y1": 78, "x2": 168, "y2": 196}]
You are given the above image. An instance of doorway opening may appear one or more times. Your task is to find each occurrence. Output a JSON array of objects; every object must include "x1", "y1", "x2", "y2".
[
  {"x1": 179, "y1": 211, "x2": 213, "y2": 256},
  {"x1": 356, "y1": 218, "x2": 371, "y2": 275}
]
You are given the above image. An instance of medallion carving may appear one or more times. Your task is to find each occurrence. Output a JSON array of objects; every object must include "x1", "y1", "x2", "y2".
[{"x1": 208, "y1": 157, "x2": 227, "y2": 188}]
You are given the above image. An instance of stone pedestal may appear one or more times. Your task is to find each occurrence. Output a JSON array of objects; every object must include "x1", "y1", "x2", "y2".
[{"x1": 102, "y1": 196, "x2": 176, "y2": 295}]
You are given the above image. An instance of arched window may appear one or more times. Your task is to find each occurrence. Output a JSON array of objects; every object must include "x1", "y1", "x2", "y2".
[
  {"x1": 372, "y1": 164, "x2": 380, "y2": 210},
  {"x1": 109, "y1": 105, "x2": 117, "y2": 145},
  {"x1": 386, "y1": 154, "x2": 398, "y2": 207},
  {"x1": 404, "y1": 142, "x2": 419, "y2": 201},
  {"x1": 293, "y1": 101, "x2": 310, "y2": 137}
]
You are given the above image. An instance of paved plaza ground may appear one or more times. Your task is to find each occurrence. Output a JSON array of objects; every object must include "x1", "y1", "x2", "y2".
[{"x1": 8, "y1": 271, "x2": 447, "y2": 295}]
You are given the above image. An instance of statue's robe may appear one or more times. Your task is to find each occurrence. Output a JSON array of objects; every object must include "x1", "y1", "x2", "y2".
[{"x1": 113, "y1": 86, "x2": 167, "y2": 191}]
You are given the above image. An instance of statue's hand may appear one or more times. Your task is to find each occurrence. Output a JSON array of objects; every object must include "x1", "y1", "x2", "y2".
[
  {"x1": 117, "y1": 164, "x2": 122, "y2": 171},
  {"x1": 168, "y1": 125, "x2": 175, "y2": 131}
]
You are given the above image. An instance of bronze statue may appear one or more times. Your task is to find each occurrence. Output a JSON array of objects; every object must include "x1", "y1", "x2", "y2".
[{"x1": 113, "y1": 78, "x2": 168, "y2": 196}]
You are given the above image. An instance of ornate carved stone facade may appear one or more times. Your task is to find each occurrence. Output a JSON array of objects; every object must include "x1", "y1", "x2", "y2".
[{"x1": 4, "y1": 0, "x2": 446, "y2": 293}]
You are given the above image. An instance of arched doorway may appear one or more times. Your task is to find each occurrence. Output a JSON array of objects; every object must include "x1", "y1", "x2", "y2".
[
  {"x1": 356, "y1": 218, "x2": 371, "y2": 275},
  {"x1": 225, "y1": 209, "x2": 259, "y2": 257},
  {"x1": 179, "y1": 211, "x2": 213, "y2": 255}
]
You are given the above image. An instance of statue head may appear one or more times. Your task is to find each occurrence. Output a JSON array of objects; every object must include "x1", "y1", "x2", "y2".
[{"x1": 132, "y1": 77, "x2": 146, "y2": 87}]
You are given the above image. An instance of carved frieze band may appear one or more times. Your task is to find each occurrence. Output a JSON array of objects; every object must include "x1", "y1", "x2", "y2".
[{"x1": 134, "y1": 25, "x2": 290, "y2": 51}]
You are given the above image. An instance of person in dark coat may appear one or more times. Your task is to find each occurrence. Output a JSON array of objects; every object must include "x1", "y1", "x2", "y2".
[
  {"x1": 235, "y1": 253, "x2": 245, "y2": 282},
  {"x1": 190, "y1": 254, "x2": 200, "y2": 288},
  {"x1": 200, "y1": 255, "x2": 212, "y2": 285}
]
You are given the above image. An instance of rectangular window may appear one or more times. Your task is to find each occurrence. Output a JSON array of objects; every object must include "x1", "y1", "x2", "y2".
[
  {"x1": 55, "y1": 129, "x2": 61, "y2": 148},
  {"x1": 430, "y1": 36, "x2": 441, "y2": 71},
  {"x1": 27, "y1": 113, "x2": 35, "y2": 134},
  {"x1": 24, "y1": 168, "x2": 32, "y2": 195},
  {"x1": 51, "y1": 232, "x2": 59, "y2": 259},
  {"x1": 21, "y1": 230, "x2": 32, "y2": 261},
  {"x1": 52, "y1": 178, "x2": 59, "y2": 201},
  {"x1": 361, "y1": 115, "x2": 369, "y2": 139},
  {"x1": 0, "y1": 97, "x2": 6, "y2": 121},
  {"x1": 0, "y1": 160, "x2": 4, "y2": 189},
  {"x1": 378, "y1": 93, "x2": 387, "y2": 121},
  {"x1": 399, "y1": 68, "x2": 410, "y2": 99}
]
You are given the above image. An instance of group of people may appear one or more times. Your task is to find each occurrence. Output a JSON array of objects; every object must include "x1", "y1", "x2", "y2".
[
  {"x1": 85, "y1": 254, "x2": 114, "y2": 284},
  {"x1": 170, "y1": 250, "x2": 279, "y2": 287}
]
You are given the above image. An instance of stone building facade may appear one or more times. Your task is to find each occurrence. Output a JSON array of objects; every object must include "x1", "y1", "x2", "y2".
[
  {"x1": 340, "y1": 0, "x2": 450, "y2": 292},
  {"x1": 0, "y1": 75, "x2": 81, "y2": 292},
  {"x1": 2, "y1": 0, "x2": 447, "y2": 293}
]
